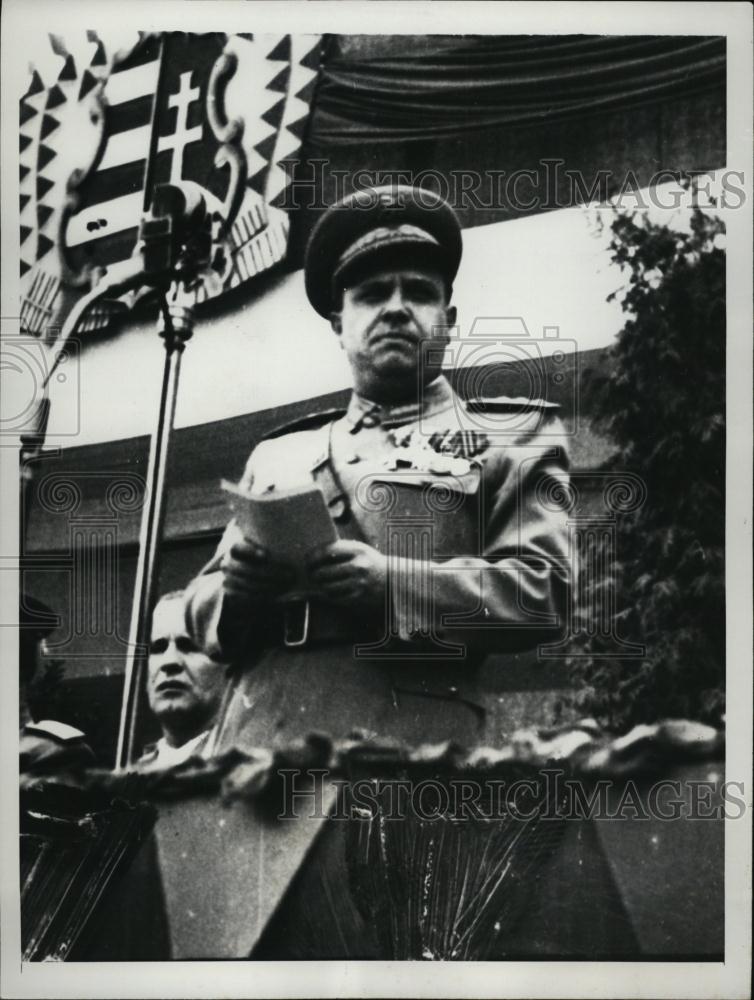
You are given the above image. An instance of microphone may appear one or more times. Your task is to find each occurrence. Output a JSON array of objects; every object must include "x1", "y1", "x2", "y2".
[
  {"x1": 52, "y1": 183, "x2": 213, "y2": 385},
  {"x1": 139, "y1": 181, "x2": 211, "y2": 281}
]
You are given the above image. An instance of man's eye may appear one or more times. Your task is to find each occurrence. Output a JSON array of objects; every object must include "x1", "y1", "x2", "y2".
[
  {"x1": 150, "y1": 639, "x2": 168, "y2": 654},
  {"x1": 355, "y1": 284, "x2": 387, "y2": 303},
  {"x1": 406, "y1": 283, "x2": 437, "y2": 302},
  {"x1": 176, "y1": 637, "x2": 198, "y2": 654}
]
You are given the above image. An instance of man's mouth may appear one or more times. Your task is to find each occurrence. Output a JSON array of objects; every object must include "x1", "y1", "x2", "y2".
[
  {"x1": 156, "y1": 679, "x2": 190, "y2": 694},
  {"x1": 370, "y1": 329, "x2": 417, "y2": 346}
]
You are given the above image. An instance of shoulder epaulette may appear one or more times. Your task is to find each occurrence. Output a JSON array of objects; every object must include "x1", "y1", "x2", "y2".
[
  {"x1": 262, "y1": 408, "x2": 347, "y2": 441},
  {"x1": 464, "y1": 395, "x2": 560, "y2": 413},
  {"x1": 26, "y1": 719, "x2": 86, "y2": 742}
]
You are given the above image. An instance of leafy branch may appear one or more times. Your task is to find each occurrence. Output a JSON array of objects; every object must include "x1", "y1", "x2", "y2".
[{"x1": 565, "y1": 206, "x2": 725, "y2": 728}]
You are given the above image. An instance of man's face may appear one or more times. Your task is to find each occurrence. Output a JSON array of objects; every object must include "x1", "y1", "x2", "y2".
[
  {"x1": 332, "y1": 264, "x2": 456, "y2": 397},
  {"x1": 147, "y1": 599, "x2": 226, "y2": 743}
]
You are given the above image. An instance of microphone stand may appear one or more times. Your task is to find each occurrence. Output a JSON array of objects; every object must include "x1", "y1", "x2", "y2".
[{"x1": 113, "y1": 280, "x2": 197, "y2": 770}]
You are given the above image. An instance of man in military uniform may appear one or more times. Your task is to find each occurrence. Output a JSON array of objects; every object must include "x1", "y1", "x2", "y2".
[{"x1": 183, "y1": 184, "x2": 571, "y2": 752}]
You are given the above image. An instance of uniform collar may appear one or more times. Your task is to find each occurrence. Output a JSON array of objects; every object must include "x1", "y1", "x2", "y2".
[{"x1": 346, "y1": 375, "x2": 456, "y2": 432}]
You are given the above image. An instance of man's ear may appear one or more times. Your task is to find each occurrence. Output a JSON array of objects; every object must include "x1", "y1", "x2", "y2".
[
  {"x1": 330, "y1": 311, "x2": 343, "y2": 336},
  {"x1": 445, "y1": 305, "x2": 457, "y2": 328}
]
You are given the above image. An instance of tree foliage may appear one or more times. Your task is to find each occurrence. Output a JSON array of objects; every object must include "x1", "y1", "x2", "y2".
[{"x1": 566, "y1": 207, "x2": 725, "y2": 728}]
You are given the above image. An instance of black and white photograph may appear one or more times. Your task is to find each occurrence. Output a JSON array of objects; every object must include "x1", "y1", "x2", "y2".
[{"x1": 0, "y1": 2, "x2": 751, "y2": 998}]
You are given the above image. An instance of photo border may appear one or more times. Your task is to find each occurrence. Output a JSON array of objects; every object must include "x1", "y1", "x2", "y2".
[{"x1": 1, "y1": 2, "x2": 751, "y2": 997}]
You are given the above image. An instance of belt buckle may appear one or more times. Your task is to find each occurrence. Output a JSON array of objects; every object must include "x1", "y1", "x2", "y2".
[{"x1": 284, "y1": 599, "x2": 310, "y2": 648}]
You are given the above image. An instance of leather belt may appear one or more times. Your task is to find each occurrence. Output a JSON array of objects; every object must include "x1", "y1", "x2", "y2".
[
  {"x1": 273, "y1": 600, "x2": 486, "y2": 669},
  {"x1": 283, "y1": 599, "x2": 310, "y2": 647},
  {"x1": 275, "y1": 598, "x2": 384, "y2": 649},
  {"x1": 274, "y1": 599, "x2": 467, "y2": 654}
]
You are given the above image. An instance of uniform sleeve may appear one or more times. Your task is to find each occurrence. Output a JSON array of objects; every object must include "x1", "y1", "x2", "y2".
[{"x1": 392, "y1": 416, "x2": 572, "y2": 654}]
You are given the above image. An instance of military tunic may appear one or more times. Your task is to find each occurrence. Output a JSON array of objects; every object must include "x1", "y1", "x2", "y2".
[{"x1": 184, "y1": 375, "x2": 571, "y2": 750}]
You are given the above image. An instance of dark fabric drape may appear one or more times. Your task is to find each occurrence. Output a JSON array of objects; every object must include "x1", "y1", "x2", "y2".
[{"x1": 310, "y1": 35, "x2": 726, "y2": 144}]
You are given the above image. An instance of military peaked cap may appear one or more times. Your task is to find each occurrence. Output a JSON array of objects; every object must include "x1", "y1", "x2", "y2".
[{"x1": 304, "y1": 185, "x2": 463, "y2": 317}]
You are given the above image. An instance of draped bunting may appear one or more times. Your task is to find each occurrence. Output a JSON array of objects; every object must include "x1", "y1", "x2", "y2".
[{"x1": 309, "y1": 35, "x2": 726, "y2": 144}]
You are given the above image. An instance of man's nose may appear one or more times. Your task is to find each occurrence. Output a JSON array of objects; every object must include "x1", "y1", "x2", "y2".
[
  {"x1": 159, "y1": 658, "x2": 183, "y2": 675},
  {"x1": 153, "y1": 641, "x2": 185, "y2": 673},
  {"x1": 382, "y1": 284, "x2": 410, "y2": 315}
]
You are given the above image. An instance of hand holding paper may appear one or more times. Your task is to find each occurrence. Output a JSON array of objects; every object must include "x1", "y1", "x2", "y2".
[
  {"x1": 221, "y1": 480, "x2": 338, "y2": 599},
  {"x1": 307, "y1": 539, "x2": 389, "y2": 608},
  {"x1": 220, "y1": 536, "x2": 297, "y2": 603}
]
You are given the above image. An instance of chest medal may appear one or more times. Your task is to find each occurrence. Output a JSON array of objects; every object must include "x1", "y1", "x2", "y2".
[{"x1": 386, "y1": 426, "x2": 490, "y2": 476}]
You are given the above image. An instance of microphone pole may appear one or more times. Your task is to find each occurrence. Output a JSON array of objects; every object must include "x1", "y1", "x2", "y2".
[{"x1": 114, "y1": 182, "x2": 213, "y2": 771}]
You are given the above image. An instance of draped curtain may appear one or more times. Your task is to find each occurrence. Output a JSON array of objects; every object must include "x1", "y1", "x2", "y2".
[{"x1": 309, "y1": 35, "x2": 726, "y2": 144}]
